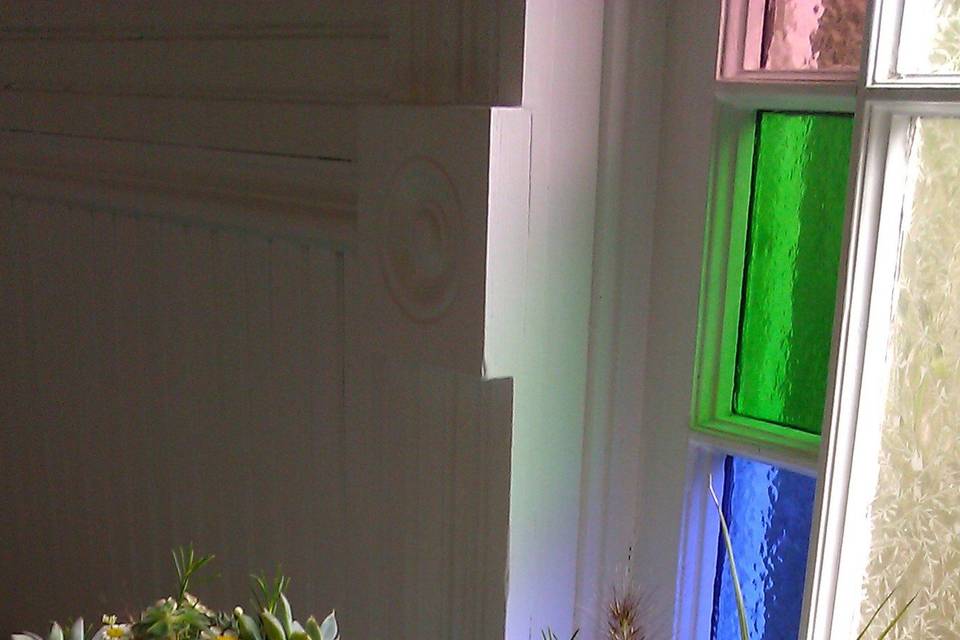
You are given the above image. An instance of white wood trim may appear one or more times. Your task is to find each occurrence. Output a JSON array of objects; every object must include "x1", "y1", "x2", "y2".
[
  {"x1": 0, "y1": 1, "x2": 523, "y2": 107},
  {"x1": 800, "y1": 99, "x2": 888, "y2": 640},
  {"x1": 484, "y1": 108, "x2": 532, "y2": 378},
  {"x1": 804, "y1": 99, "x2": 960, "y2": 640},
  {"x1": 356, "y1": 106, "x2": 500, "y2": 376},
  {"x1": 868, "y1": 0, "x2": 960, "y2": 88},
  {"x1": 674, "y1": 448, "x2": 726, "y2": 640},
  {"x1": 0, "y1": 130, "x2": 357, "y2": 248},
  {"x1": 621, "y1": 0, "x2": 720, "y2": 631},
  {"x1": 389, "y1": 0, "x2": 524, "y2": 106},
  {"x1": 0, "y1": 91, "x2": 358, "y2": 162},
  {"x1": 715, "y1": 80, "x2": 856, "y2": 112},
  {"x1": 574, "y1": 2, "x2": 666, "y2": 637}
]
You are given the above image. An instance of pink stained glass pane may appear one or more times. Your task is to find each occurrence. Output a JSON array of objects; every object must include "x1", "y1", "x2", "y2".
[{"x1": 745, "y1": 0, "x2": 867, "y2": 72}]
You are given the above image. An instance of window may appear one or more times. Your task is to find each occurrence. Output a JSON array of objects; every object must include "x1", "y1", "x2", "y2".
[{"x1": 686, "y1": 1, "x2": 960, "y2": 639}]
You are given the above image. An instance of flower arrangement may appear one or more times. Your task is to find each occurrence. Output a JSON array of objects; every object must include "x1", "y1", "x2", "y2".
[{"x1": 11, "y1": 547, "x2": 338, "y2": 640}]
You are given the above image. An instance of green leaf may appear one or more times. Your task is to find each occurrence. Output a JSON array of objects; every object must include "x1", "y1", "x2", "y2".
[
  {"x1": 48, "y1": 622, "x2": 63, "y2": 640},
  {"x1": 238, "y1": 614, "x2": 263, "y2": 640},
  {"x1": 69, "y1": 619, "x2": 83, "y2": 640},
  {"x1": 260, "y1": 611, "x2": 286, "y2": 640},
  {"x1": 146, "y1": 620, "x2": 169, "y2": 637},
  {"x1": 289, "y1": 632, "x2": 308, "y2": 640},
  {"x1": 277, "y1": 594, "x2": 293, "y2": 638},
  {"x1": 710, "y1": 476, "x2": 750, "y2": 640},
  {"x1": 304, "y1": 617, "x2": 322, "y2": 640},
  {"x1": 318, "y1": 612, "x2": 337, "y2": 640},
  {"x1": 178, "y1": 607, "x2": 209, "y2": 628},
  {"x1": 172, "y1": 545, "x2": 214, "y2": 605}
]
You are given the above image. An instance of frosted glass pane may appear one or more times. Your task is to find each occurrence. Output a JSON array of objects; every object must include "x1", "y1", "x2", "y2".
[
  {"x1": 754, "y1": 0, "x2": 866, "y2": 71},
  {"x1": 734, "y1": 112, "x2": 853, "y2": 434},
  {"x1": 711, "y1": 455, "x2": 817, "y2": 640},
  {"x1": 854, "y1": 118, "x2": 960, "y2": 638},
  {"x1": 897, "y1": 0, "x2": 960, "y2": 76}
]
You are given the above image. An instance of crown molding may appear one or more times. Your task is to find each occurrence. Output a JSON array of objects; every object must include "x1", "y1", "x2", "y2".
[
  {"x1": 0, "y1": 1, "x2": 523, "y2": 107},
  {"x1": 0, "y1": 130, "x2": 357, "y2": 248}
]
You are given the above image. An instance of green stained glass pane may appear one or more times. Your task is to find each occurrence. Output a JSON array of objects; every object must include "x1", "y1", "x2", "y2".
[{"x1": 733, "y1": 111, "x2": 853, "y2": 434}]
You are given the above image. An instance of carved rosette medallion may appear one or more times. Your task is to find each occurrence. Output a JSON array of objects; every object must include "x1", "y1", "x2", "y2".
[{"x1": 379, "y1": 157, "x2": 463, "y2": 322}]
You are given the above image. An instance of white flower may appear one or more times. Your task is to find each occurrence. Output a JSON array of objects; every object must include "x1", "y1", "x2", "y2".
[{"x1": 90, "y1": 621, "x2": 130, "y2": 640}]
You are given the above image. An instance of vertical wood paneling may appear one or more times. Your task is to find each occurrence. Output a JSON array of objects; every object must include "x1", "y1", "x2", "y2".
[
  {"x1": 347, "y1": 359, "x2": 513, "y2": 639},
  {"x1": 0, "y1": 198, "x2": 345, "y2": 631},
  {"x1": 481, "y1": 378, "x2": 513, "y2": 639},
  {"x1": 304, "y1": 247, "x2": 345, "y2": 611},
  {"x1": 0, "y1": 195, "x2": 31, "y2": 606},
  {"x1": 0, "y1": 194, "x2": 513, "y2": 640}
]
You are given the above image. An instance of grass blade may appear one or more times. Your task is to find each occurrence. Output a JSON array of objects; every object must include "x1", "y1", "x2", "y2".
[
  {"x1": 709, "y1": 476, "x2": 750, "y2": 640},
  {"x1": 876, "y1": 592, "x2": 917, "y2": 640},
  {"x1": 856, "y1": 587, "x2": 897, "y2": 640}
]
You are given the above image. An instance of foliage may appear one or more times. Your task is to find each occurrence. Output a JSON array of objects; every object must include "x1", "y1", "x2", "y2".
[
  {"x1": 605, "y1": 582, "x2": 649, "y2": 640},
  {"x1": 540, "y1": 629, "x2": 579, "y2": 640},
  {"x1": 173, "y1": 546, "x2": 215, "y2": 606},
  {"x1": 11, "y1": 546, "x2": 339, "y2": 640},
  {"x1": 250, "y1": 571, "x2": 291, "y2": 617}
]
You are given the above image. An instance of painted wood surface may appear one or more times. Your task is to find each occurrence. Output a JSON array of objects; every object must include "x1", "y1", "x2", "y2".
[
  {"x1": 0, "y1": 191, "x2": 512, "y2": 639},
  {"x1": 0, "y1": 0, "x2": 524, "y2": 162},
  {"x1": 0, "y1": 2, "x2": 545, "y2": 637}
]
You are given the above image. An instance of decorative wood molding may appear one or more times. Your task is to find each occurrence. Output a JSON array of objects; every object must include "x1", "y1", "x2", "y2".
[
  {"x1": 0, "y1": 1, "x2": 523, "y2": 107},
  {"x1": 0, "y1": 92, "x2": 359, "y2": 163},
  {"x1": 0, "y1": 130, "x2": 357, "y2": 247},
  {"x1": 0, "y1": 22, "x2": 390, "y2": 104},
  {"x1": 0, "y1": 21, "x2": 388, "y2": 42},
  {"x1": 356, "y1": 106, "x2": 497, "y2": 375},
  {"x1": 390, "y1": 0, "x2": 524, "y2": 105},
  {"x1": 379, "y1": 156, "x2": 463, "y2": 322}
]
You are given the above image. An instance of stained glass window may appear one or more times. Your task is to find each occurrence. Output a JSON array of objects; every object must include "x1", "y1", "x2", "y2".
[
  {"x1": 742, "y1": 0, "x2": 867, "y2": 72},
  {"x1": 711, "y1": 455, "x2": 817, "y2": 640},
  {"x1": 733, "y1": 111, "x2": 853, "y2": 434}
]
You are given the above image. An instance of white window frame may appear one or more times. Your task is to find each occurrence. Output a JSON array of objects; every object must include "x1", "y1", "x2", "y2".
[
  {"x1": 804, "y1": 2, "x2": 960, "y2": 638},
  {"x1": 577, "y1": 2, "x2": 960, "y2": 639},
  {"x1": 718, "y1": 0, "x2": 862, "y2": 84},
  {"x1": 681, "y1": 0, "x2": 862, "y2": 635}
]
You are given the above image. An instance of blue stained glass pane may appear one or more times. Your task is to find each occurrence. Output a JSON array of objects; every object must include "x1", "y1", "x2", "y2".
[{"x1": 710, "y1": 455, "x2": 817, "y2": 640}]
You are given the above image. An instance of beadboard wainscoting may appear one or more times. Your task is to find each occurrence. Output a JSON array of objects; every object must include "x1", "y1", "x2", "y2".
[{"x1": 0, "y1": 186, "x2": 511, "y2": 638}]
